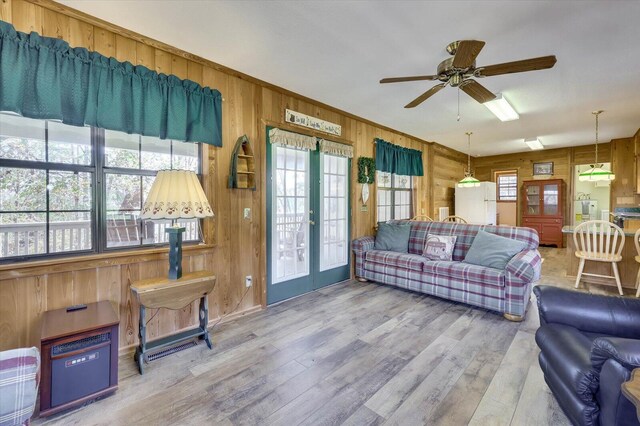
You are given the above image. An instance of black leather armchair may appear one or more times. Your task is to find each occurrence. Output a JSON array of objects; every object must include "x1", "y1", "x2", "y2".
[{"x1": 534, "y1": 285, "x2": 640, "y2": 426}]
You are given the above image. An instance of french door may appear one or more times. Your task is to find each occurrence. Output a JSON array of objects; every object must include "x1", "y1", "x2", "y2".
[{"x1": 266, "y1": 129, "x2": 350, "y2": 304}]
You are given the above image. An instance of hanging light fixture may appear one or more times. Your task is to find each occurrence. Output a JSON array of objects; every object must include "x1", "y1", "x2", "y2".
[
  {"x1": 458, "y1": 132, "x2": 480, "y2": 187},
  {"x1": 579, "y1": 110, "x2": 615, "y2": 182}
]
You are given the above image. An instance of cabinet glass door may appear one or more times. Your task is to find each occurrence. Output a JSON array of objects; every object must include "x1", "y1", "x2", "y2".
[
  {"x1": 543, "y1": 183, "x2": 559, "y2": 216},
  {"x1": 525, "y1": 185, "x2": 540, "y2": 215}
]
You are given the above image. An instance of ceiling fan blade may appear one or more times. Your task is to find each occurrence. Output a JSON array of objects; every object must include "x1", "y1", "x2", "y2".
[
  {"x1": 452, "y1": 40, "x2": 486, "y2": 69},
  {"x1": 380, "y1": 75, "x2": 439, "y2": 84},
  {"x1": 460, "y1": 80, "x2": 496, "y2": 103},
  {"x1": 404, "y1": 83, "x2": 447, "y2": 108},
  {"x1": 477, "y1": 55, "x2": 557, "y2": 77}
]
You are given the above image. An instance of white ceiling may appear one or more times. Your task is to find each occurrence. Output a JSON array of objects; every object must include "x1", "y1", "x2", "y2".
[{"x1": 61, "y1": 0, "x2": 640, "y2": 156}]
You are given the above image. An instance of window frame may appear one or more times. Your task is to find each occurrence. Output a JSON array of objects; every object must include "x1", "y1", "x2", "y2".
[
  {"x1": 376, "y1": 171, "x2": 413, "y2": 222},
  {"x1": 495, "y1": 170, "x2": 518, "y2": 202},
  {"x1": 0, "y1": 115, "x2": 203, "y2": 263}
]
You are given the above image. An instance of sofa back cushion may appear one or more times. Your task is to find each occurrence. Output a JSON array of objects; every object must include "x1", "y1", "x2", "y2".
[
  {"x1": 374, "y1": 222, "x2": 412, "y2": 253},
  {"x1": 463, "y1": 230, "x2": 528, "y2": 270},
  {"x1": 389, "y1": 220, "x2": 539, "y2": 260}
]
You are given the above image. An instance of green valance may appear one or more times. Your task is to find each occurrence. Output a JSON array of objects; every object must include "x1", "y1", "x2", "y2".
[
  {"x1": 0, "y1": 20, "x2": 222, "y2": 146},
  {"x1": 375, "y1": 138, "x2": 424, "y2": 176}
]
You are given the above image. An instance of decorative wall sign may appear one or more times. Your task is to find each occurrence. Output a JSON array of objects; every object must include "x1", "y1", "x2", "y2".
[
  {"x1": 533, "y1": 161, "x2": 554, "y2": 176},
  {"x1": 285, "y1": 109, "x2": 342, "y2": 136}
]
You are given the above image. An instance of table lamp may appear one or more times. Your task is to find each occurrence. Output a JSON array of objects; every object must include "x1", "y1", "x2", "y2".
[{"x1": 140, "y1": 170, "x2": 213, "y2": 280}]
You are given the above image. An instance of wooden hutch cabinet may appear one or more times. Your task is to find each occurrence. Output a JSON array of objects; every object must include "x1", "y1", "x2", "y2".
[{"x1": 521, "y1": 179, "x2": 565, "y2": 247}]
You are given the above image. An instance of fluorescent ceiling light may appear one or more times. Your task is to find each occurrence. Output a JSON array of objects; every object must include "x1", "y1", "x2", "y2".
[
  {"x1": 483, "y1": 93, "x2": 519, "y2": 121},
  {"x1": 525, "y1": 137, "x2": 544, "y2": 150}
]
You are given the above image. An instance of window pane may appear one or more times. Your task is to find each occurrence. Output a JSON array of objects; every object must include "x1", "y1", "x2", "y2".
[
  {"x1": 106, "y1": 174, "x2": 141, "y2": 210},
  {"x1": 49, "y1": 171, "x2": 92, "y2": 211},
  {"x1": 49, "y1": 212, "x2": 92, "y2": 253},
  {"x1": 0, "y1": 213, "x2": 46, "y2": 258},
  {"x1": 377, "y1": 171, "x2": 391, "y2": 188},
  {"x1": 106, "y1": 212, "x2": 141, "y2": 247},
  {"x1": 0, "y1": 168, "x2": 46, "y2": 211},
  {"x1": 173, "y1": 141, "x2": 199, "y2": 172},
  {"x1": 141, "y1": 136, "x2": 171, "y2": 171},
  {"x1": 48, "y1": 121, "x2": 92, "y2": 165},
  {"x1": 0, "y1": 114, "x2": 46, "y2": 162},
  {"x1": 105, "y1": 130, "x2": 139, "y2": 168},
  {"x1": 142, "y1": 219, "x2": 199, "y2": 244}
]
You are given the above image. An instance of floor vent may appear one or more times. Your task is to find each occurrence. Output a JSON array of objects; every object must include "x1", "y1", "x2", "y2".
[{"x1": 147, "y1": 341, "x2": 198, "y2": 362}]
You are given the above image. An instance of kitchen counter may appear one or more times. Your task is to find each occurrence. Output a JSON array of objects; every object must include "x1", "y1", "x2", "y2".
[
  {"x1": 563, "y1": 225, "x2": 638, "y2": 290},
  {"x1": 562, "y1": 225, "x2": 637, "y2": 237}
]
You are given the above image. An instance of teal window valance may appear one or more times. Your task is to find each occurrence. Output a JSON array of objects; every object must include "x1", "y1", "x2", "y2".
[
  {"x1": 0, "y1": 20, "x2": 222, "y2": 146},
  {"x1": 375, "y1": 138, "x2": 423, "y2": 176}
]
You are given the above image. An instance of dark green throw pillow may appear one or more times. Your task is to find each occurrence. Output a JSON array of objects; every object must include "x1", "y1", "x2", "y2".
[
  {"x1": 374, "y1": 222, "x2": 411, "y2": 253},
  {"x1": 463, "y1": 230, "x2": 527, "y2": 270}
]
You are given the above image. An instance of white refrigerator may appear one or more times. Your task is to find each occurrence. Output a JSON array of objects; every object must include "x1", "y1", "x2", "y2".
[{"x1": 455, "y1": 182, "x2": 497, "y2": 225}]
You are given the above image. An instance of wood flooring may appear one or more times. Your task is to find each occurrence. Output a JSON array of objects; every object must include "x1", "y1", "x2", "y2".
[{"x1": 36, "y1": 247, "x2": 605, "y2": 426}]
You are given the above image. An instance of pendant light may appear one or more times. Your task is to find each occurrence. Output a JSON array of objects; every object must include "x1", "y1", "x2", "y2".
[
  {"x1": 579, "y1": 110, "x2": 615, "y2": 182},
  {"x1": 458, "y1": 132, "x2": 480, "y2": 187}
]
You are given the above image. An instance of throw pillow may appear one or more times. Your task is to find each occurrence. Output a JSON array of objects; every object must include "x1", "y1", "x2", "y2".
[
  {"x1": 374, "y1": 222, "x2": 411, "y2": 253},
  {"x1": 423, "y1": 234, "x2": 457, "y2": 261},
  {"x1": 463, "y1": 230, "x2": 527, "y2": 270}
]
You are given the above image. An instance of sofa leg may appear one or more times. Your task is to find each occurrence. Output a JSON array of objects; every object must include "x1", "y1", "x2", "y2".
[
  {"x1": 503, "y1": 312, "x2": 525, "y2": 322},
  {"x1": 356, "y1": 277, "x2": 368, "y2": 283}
]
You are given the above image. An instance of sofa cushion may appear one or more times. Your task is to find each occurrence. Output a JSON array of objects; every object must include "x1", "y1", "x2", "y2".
[
  {"x1": 422, "y1": 261, "x2": 506, "y2": 287},
  {"x1": 423, "y1": 234, "x2": 457, "y2": 261},
  {"x1": 365, "y1": 250, "x2": 427, "y2": 272},
  {"x1": 374, "y1": 222, "x2": 411, "y2": 253},
  {"x1": 0, "y1": 347, "x2": 40, "y2": 426},
  {"x1": 535, "y1": 324, "x2": 600, "y2": 404},
  {"x1": 463, "y1": 230, "x2": 527, "y2": 270}
]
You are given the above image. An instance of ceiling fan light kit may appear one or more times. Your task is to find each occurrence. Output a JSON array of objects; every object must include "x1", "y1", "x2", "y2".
[
  {"x1": 458, "y1": 132, "x2": 481, "y2": 188},
  {"x1": 380, "y1": 39, "x2": 556, "y2": 110},
  {"x1": 578, "y1": 110, "x2": 615, "y2": 182},
  {"x1": 483, "y1": 93, "x2": 519, "y2": 121},
  {"x1": 525, "y1": 137, "x2": 544, "y2": 150}
]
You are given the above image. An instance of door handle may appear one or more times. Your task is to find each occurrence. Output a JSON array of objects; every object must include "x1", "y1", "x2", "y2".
[{"x1": 309, "y1": 220, "x2": 315, "y2": 225}]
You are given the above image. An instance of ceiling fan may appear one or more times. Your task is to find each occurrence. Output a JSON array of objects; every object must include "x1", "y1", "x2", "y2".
[{"x1": 380, "y1": 40, "x2": 557, "y2": 108}]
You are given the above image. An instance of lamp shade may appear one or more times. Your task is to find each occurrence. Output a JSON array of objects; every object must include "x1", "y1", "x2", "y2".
[
  {"x1": 458, "y1": 175, "x2": 481, "y2": 188},
  {"x1": 578, "y1": 165, "x2": 615, "y2": 182},
  {"x1": 140, "y1": 170, "x2": 213, "y2": 219}
]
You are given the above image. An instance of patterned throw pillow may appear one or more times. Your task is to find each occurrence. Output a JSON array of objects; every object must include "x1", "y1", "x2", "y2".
[{"x1": 422, "y1": 234, "x2": 457, "y2": 261}]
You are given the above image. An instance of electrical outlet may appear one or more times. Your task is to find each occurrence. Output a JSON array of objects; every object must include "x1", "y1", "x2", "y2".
[
  {"x1": 243, "y1": 208, "x2": 251, "y2": 219},
  {"x1": 245, "y1": 275, "x2": 252, "y2": 288}
]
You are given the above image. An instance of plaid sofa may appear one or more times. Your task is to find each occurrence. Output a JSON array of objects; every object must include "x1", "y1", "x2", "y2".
[
  {"x1": 352, "y1": 221, "x2": 542, "y2": 317},
  {"x1": 0, "y1": 347, "x2": 40, "y2": 426}
]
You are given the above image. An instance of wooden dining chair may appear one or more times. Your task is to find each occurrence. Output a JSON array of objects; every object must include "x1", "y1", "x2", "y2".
[
  {"x1": 442, "y1": 215, "x2": 467, "y2": 224},
  {"x1": 635, "y1": 228, "x2": 640, "y2": 297},
  {"x1": 410, "y1": 215, "x2": 433, "y2": 221},
  {"x1": 573, "y1": 220, "x2": 625, "y2": 295}
]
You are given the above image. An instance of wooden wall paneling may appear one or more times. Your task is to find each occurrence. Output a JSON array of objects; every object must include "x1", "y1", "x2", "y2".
[
  {"x1": 0, "y1": 277, "x2": 44, "y2": 348},
  {"x1": 138, "y1": 260, "x2": 163, "y2": 341},
  {"x1": 187, "y1": 60, "x2": 203, "y2": 84},
  {"x1": 154, "y1": 49, "x2": 171, "y2": 74},
  {"x1": 93, "y1": 26, "x2": 114, "y2": 57},
  {"x1": 119, "y1": 263, "x2": 140, "y2": 348},
  {"x1": 611, "y1": 137, "x2": 637, "y2": 206},
  {"x1": 171, "y1": 54, "x2": 188, "y2": 80},
  {"x1": 11, "y1": 0, "x2": 42, "y2": 34},
  {"x1": 67, "y1": 16, "x2": 92, "y2": 49},
  {"x1": 96, "y1": 265, "x2": 121, "y2": 318},
  {"x1": 135, "y1": 41, "x2": 155, "y2": 69},
  {"x1": 71, "y1": 268, "x2": 97, "y2": 305},
  {"x1": 0, "y1": 0, "x2": 12, "y2": 22},
  {"x1": 46, "y1": 271, "x2": 73, "y2": 311},
  {"x1": 114, "y1": 33, "x2": 136, "y2": 64},
  {"x1": 41, "y1": 6, "x2": 67, "y2": 39}
]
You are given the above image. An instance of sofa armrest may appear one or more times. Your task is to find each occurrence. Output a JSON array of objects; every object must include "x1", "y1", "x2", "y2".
[
  {"x1": 591, "y1": 337, "x2": 640, "y2": 373},
  {"x1": 505, "y1": 249, "x2": 542, "y2": 284},
  {"x1": 352, "y1": 236, "x2": 375, "y2": 278},
  {"x1": 534, "y1": 285, "x2": 640, "y2": 338},
  {"x1": 352, "y1": 236, "x2": 375, "y2": 252}
]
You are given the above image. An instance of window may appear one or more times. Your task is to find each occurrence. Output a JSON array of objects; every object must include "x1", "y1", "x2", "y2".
[
  {"x1": 376, "y1": 171, "x2": 412, "y2": 222},
  {"x1": 496, "y1": 171, "x2": 518, "y2": 201},
  {"x1": 0, "y1": 113, "x2": 201, "y2": 261}
]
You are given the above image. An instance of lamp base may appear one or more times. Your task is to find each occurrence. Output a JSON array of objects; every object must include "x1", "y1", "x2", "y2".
[{"x1": 166, "y1": 227, "x2": 186, "y2": 280}]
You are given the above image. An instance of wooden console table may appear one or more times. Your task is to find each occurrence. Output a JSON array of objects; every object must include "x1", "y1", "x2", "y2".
[
  {"x1": 622, "y1": 368, "x2": 640, "y2": 421},
  {"x1": 130, "y1": 271, "x2": 216, "y2": 374}
]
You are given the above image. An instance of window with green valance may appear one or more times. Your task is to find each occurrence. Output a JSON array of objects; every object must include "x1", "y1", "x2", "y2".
[
  {"x1": 0, "y1": 20, "x2": 222, "y2": 146},
  {"x1": 375, "y1": 138, "x2": 424, "y2": 176}
]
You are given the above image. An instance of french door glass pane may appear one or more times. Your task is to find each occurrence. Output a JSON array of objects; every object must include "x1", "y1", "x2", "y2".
[
  {"x1": 320, "y1": 154, "x2": 348, "y2": 272},
  {"x1": 272, "y1": 145, "x2": 309, "y2": 283}
]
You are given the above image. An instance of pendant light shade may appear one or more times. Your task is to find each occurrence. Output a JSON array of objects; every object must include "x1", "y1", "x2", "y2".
[
  {"x1": 578, "y1": 111, "x2": 615, "y2": 182},
  {"x1": 458, "y1": 132, "x2": 480, "y2": 188}
]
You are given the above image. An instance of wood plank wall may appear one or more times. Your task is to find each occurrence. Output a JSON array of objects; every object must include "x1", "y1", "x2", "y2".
[
  {"x1": 0, "y1": 0, "x2": 467, "y2": 352},
  {"x1": 471, "y1": 138, "x2": 640, "y2": 226}
]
